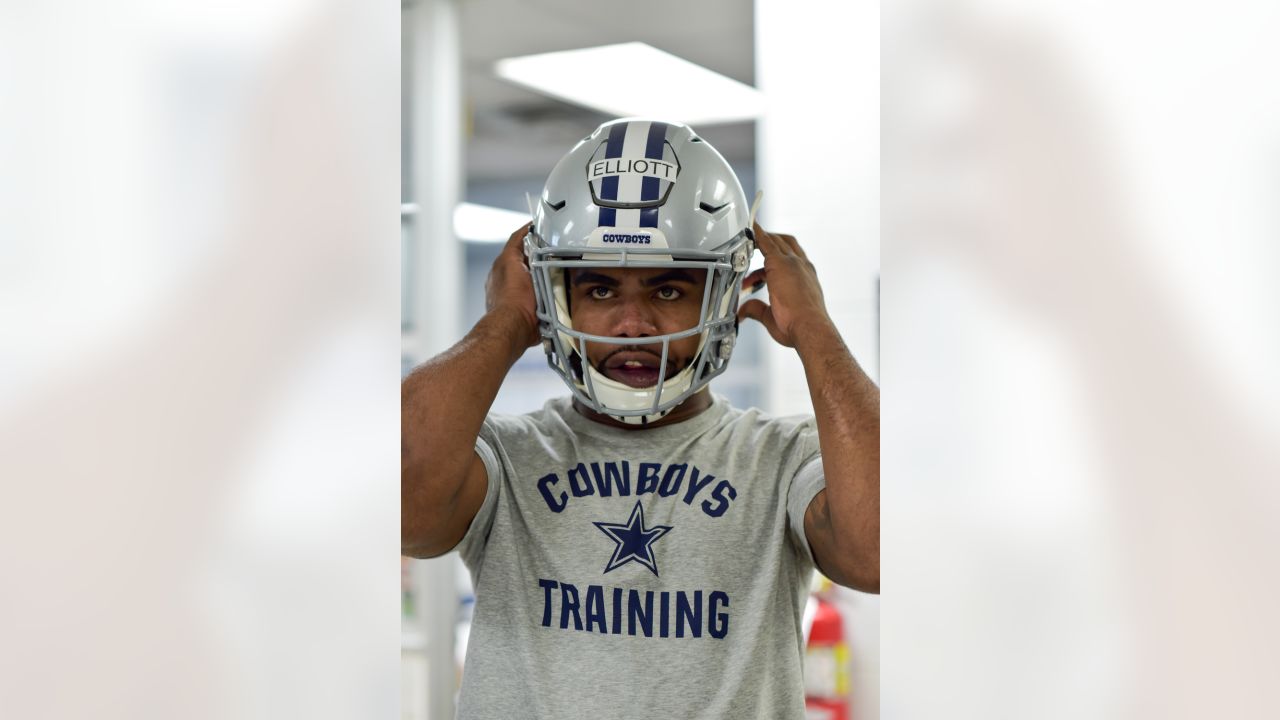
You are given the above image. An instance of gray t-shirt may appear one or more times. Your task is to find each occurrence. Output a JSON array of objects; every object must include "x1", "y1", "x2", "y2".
[{"x1": 454, "y1": 394, "x2": 826, "y2": 720}]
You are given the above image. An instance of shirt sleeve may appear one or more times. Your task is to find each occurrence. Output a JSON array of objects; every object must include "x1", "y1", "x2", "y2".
[
  {"x1": 453, "y1": 426, "x2": 502, "y2": 573},
  {"x1": 786, "y1": 454, "x2": 826, "y2": 567}
]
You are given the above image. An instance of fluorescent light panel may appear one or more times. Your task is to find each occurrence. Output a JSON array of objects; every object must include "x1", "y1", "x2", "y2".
[
  {"x1": 494, "y1": 42, "x2": 763, "y2": 126},
  {"x1": 453, "y1": 202, "x2": 530, "y2": 242}
]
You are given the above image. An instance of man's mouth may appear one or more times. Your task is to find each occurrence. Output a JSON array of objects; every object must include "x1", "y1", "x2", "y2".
[{"x1": 600, "y1": 351, "x2": 673, "y2": 389}]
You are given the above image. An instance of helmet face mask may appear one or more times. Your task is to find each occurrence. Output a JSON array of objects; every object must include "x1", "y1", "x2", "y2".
[{"x1": 529, "y1": 119, "x2": 754, "y2": 424}]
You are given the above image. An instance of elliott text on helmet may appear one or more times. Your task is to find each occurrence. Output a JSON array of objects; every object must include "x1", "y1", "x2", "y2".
[{"x1": 591, "y1": 158, "x2": 677, "y2": 179}]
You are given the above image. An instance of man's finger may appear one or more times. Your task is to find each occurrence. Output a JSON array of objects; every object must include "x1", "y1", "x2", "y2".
[
  {"x1": 754, "y1": 222, "x2": 799, "y2": 258},
  {"x1": 741, "y1": 268, "x2": 767, "y2": 292},
  {"x1": 737, "y1": 298, "x2": 768, "y2": 324},
  {"x1": 507, "y1": 222, "x2": 533, "y2": 269},
  {"x1": 737, "y1": 298, "x2": 781, "y2": 337},
  {"x1": 779, "y1": 233, "x2": 806, "y2": 258},
  {"x1": 753, "y1": 222, "x2": 782, "y2": 257},
  {"x1": 506, "y1": 222, "x2": 531, "y2": 254}
]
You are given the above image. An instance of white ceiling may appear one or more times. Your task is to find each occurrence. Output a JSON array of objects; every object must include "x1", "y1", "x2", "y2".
[{"x1": 453, "y1": 0, "x2": 757, "y2": 182}]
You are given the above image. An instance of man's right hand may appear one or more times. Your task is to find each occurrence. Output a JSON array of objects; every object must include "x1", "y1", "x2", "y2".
[{"x1": 484, "y1": 223, "x2": 541, "y2": 350}]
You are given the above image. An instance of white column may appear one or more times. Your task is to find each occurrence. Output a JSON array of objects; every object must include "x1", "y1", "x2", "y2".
[
  {"x1": 755, "y1": 1, "x2": 880, "y2": 718},
  {"x1": 405, "y1": 1, "x2": 463, "y2": 719},
  {"x1": 755, "y1": 0, "x2": 880, "y2": 407}
]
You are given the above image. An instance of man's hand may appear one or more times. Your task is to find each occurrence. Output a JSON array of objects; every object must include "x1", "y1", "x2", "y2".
[
  {"x1": 485, "y1": 223, "x2": 541, "y2": 350},
  {"x1": 737, "y1": 222, "x2": 880, "y2": 592},
  {"x1": 736, "y1": 222, "x2": 832, "y2": 347}
]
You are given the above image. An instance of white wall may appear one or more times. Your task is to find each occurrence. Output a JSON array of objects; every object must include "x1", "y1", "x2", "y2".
[{"x1": 755, "y1": 1, "x2": 881, "y2": 718}]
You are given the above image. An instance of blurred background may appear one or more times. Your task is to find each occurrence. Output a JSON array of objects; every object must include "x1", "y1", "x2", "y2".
[
  {"x1": 883, "y1": 1, "x2": 1280, "y2": 719},
  {"x1": 400, "y1": 1, "x2": 878, "y2": 718},
  {"x1": 0, "y1": 1, "x2": 400, "y2": 718}
]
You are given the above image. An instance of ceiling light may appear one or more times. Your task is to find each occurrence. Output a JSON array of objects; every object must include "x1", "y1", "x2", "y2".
[
  {"x1": 453, "y1": 202, "x2": 530, "y2": 242},
  {"x1": 495, "y1": 42, "x2": 764, "y2": 126}
]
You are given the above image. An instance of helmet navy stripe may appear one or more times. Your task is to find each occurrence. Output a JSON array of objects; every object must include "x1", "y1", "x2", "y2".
[
  {"x1": 597, "y1": 122, "x2": 628, "y2": 227},
  {"x1": 604, "y1": 121, "x2": 628, "y2": 159},
  {"x1": 643, "y1": 121, "x2": 668, "y2": 159},
  {"x1": 638, "y1": 122, "x2": 668, "y2": 227},
  {"x1": 639, "y1": 185, "x2": 659, "y2": 227},
  {"x1": 598, "y1": 179, "x2": 617, "y2": 226}
]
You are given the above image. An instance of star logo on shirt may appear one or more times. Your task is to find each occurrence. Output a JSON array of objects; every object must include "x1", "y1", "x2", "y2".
[{"x1": 592, "y1": 500, "x2": 673, "y2": 577}]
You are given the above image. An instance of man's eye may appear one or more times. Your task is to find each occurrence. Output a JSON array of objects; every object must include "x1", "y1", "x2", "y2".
[
  {"x1": 588, "y1": 287, "x2": 614, "y2": 299},
  {"x1": 656, "y1": 287, "x2": 682, "y2": 300}
]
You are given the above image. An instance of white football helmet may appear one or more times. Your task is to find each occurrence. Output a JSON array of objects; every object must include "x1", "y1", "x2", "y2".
[{"x1": 528, "y1": 118, "x2": 754, "y2": 425}]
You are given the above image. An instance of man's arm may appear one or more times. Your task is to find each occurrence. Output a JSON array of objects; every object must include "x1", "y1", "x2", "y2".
[
  {"x1": 401, "y1": 225, "x2": 539, "y2": 558},
  {"x1": 738, "y1": 223, "x2": 880, "y2": 593},
  {"x1": 794, "y1": 322, "x2": 880, "y2": 593}
]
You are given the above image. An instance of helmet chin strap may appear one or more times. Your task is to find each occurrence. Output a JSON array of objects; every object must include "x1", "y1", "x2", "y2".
[{"x1": 582, "y1": 358, "x2": 698, "y2": 425}]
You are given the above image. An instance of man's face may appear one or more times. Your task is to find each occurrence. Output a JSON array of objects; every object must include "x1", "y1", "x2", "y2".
[{"x1": 567, "y1": 266, "x2": 708, "y2": 389}]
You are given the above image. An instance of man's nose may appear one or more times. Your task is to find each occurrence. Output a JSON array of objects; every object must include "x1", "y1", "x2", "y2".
[{"x1": 610, "y1": 300, "x2": 659, "y2": 338}]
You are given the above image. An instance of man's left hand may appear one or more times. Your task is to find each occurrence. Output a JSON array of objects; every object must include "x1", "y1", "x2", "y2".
[{"x1": 737, "y1": 222, "x2": 831, "y2": 348}]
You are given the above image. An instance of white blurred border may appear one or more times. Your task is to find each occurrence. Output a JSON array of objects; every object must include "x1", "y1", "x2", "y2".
[
  {"x1": 0, "y1": 2, "x2": 399, "y2": 718},
  {"x1": 885, "y1": 1, "x2": 1280, "y2": 718}
]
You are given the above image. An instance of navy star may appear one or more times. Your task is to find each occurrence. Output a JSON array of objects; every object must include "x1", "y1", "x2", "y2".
[{"x1": 592, "y1": 500, "x2": 673, "y2": 576}]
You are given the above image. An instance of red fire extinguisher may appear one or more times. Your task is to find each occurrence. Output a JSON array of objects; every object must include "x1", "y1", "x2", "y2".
[{"x1": 804, "y1": 576, "x2": 851, "y2": 720}]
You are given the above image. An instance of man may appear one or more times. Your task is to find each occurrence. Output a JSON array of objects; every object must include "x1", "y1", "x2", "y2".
[{"x1": 402, "y1": 119, "x2": 878, "y2": 719}]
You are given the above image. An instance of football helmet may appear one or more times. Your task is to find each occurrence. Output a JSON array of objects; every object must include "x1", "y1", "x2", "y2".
[{"x1": 527, "y1": 118, "x2": 754, "y2": 424}]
